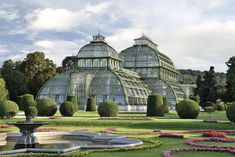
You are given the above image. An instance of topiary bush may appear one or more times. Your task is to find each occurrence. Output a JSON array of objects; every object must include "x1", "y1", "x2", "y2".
[
  {"x1": 36, "y1": 98, "x2": 57, "y2": 116},
  {"x1": 0, "y1": 100, "x2": 19, "y2": 119},
  {"x1": 204, "y1": 106, "x2": 215, "y2": 120},
  {"x1": 147, "y1": 94, "x2": 164, "y2": 117},
  {"x1": 162, "y1": 96, "x2": 169, "y2": 113},
  {"x1": 22, "y1": 94, "x2": 36, "y2": 110},
  {"x1": 226, "y1": 103, "x2": 235, "y2": 123},
  {"x1": 86, "y1": 97, "x2": 96, "y2": 111},
  {"x1": 98, "y1": 101, "x2": 119, "y2": 117},
  {"x1": 59, "y1": 101, "x2": 76, "y2": 117},
  {"x1": 216, "y1": 103, "x2": 225, "y2": 111},
  {"x1": 24, "y1": 106, "x2": 38, "y2": 118},
  {"x1": 16, "y1": 95, "x2": 24, "y2": 110},
  {"x1": 204, "y1": 101, "x2": 217, "y2": 110},
  {"x1": 176, "y1": 99, "x2": 199, "y2": 119},
  {"x1": 189, "y1": 95, "x2": 200, "y2": 104},
  {"x1": 66, "y1": 95, "x2": 78, "y2": 111}
]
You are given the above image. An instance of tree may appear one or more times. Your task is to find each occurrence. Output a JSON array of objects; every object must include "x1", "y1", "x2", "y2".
[
  {"x1": 225, "y1": 56, "x2": 235, "y2": 102},
  {"x1": 0, "y1": 60, "x2": 28, "y2": 101},
  {"x1": 57, "y1": 56, "x2": 76, "y2": 73},
  {"x1": 195, "y1": 66, "x2": 218, "y2": 108},
  {"x1": 0, "y1": 78, "x2": 8, "y2": 101},
  {"x1": 20, "y1": 52, "x2": 57, "y2": 96}
]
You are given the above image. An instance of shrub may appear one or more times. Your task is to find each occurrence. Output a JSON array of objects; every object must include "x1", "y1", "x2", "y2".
[
  {"x1": 204, "y1": 101, "x2": 216, "y2": 110},
  {"x1": 24, "y1": 106, "x2": 38, "y2": 118},
  {"x1": 36, "y1": 98, "x2": 57, "y2": 116},
  {"x1": 0, "y1": 100, "x2": 19, "y2": 119},
  {"x1": 216, "y1": 103, "x2": 225, "y2": 111},
  {"x1": 162, "y1": 96, "x2": 169, "y2": 113},
  {"x1": 66, "y1": 95, "x2": 78, "y2": 111},
  {"x1": 202, "y1": 131, "x2": 226, "y2": 138},
  {"x1": 176, "y1": 99, "x2": 199, "y2": 119},
  {"x1": 189, "y1": 95, "x2": 200, "y2": 104},
  {"x1": 204, "y1": 106, "x2": 215, "y2": 120},
  {"x1": 147, "y1": 94, "x2": 164, "y2": 117},
  {"x1": 86, "y1": 97, "x2": 96, "y2": 111},
  {"x1": 59, "y1": 101, "x2": 76, "y2": 117},
  {"x1": 16, "y1": 96, "x2": 24, "y2": 110},
  {"x1": 98, "y1": 101, "x2": 119, "y2": 117},
  {"x1": 226, "y1": 103, "x2": 235, "y2": 123},
  {"x1": 22, "y1": 94, "x2": 36, "y2": 110}
]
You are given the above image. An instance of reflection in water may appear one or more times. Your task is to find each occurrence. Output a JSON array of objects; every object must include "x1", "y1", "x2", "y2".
[{"x1": 0, "y1": 139, "x2": 96, "y2": 151}]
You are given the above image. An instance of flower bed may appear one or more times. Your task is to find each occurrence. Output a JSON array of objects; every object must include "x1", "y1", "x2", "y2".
[
  {"x1": 186, "y1": 137, "x2": 235, "y2": 149},
  {"x1": 159, "y1": 133, "x2": 184, "y2": 139},
  {"x1": 202, "y1": 131, "x2": 227, "y2": 138},
  {"x1": 36, "y1": 128, "x2": 57, "y2": 132},
  {"x1": 162, "y1": 147, "x2": 235, "y2": 157},
  {"x1": 0, "y1": 124, "x2": 12, "y2": 128}
]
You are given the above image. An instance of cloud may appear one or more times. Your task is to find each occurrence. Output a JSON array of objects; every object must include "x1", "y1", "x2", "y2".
[
  {"x1": 25, "y1": 2, "x2": 110, "y2": 31},
  {"x1": 0, "y1": 3, "x2": 19, "y2": 21}
]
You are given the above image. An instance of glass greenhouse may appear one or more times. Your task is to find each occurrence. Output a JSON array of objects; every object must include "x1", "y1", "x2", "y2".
[
  {"x1": 37, "y1": 34, "x2": 151, "y2": 111},
  {"x1": 119, "y1": 35, "x2": 185, "y2": 107}
]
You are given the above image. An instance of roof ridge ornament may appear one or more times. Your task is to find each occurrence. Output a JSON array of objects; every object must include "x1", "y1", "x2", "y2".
[{"x1": 92, "y1": 34, "x2": 105, "y2": 42}]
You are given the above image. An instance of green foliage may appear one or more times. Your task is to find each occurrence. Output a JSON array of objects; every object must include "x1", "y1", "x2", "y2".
[
  {"x1": 0, "y1": 78, "x2": 8, "y2": 101},
  {"x1": 20, "y1": 52, "x2": 56, "y2": 97},
  {"x1": 204, "y1": 106, "x2": 215, "y2": 113},
  {"x1": 204, "y1": 101, "x2": 217, "y2": 110},
  {"x1": 22, "y1": 94, "x2": 36, "y2": 110},
  {"x1": 225, "y1": 56, "x2": 235, "y2": 102},
  {"x1": 189, "y1": 95, "x2": 200, "y2": 104},
  {"x1": 24, "y1": 106, "x2": 38, "y2": 118},
  {"x1": 59, "y1": 101, "x2": 76, "y2": 117},
  {"x1": 98, "y1": 101, "x2": 119, "y2": 117},
  {"x1": 216, "y1": 103, "x2": 225, "y2": 111},
  {"x1": 0, "y1": 100, "x2": 19, "y2": 119},
  {"x1": 16, "y1": 95, "x2": 24, "y2": 110},
  {"x1": 226, "y1": 102, "x2": 235, "y2": 123},
  {"x1": 162, "y1": 96, "x2": 169, "y2": 113},
  {"x1": 66, "y1": 95, "x2": 78, "y2": 111},
  {"x1": 0, "y1": 60, "x2": 28, "y2": 101},
  {"x1": 36, "y1": 98, "x2": 57, "y2": 116},
  {"x1": 147, "y1": 94, "x2": 164, "y2": 116},
  {"x1": 86, "y1": 97, "x2": 96, "y2": 111},
  {"x1": 176, "y1": 99, "x2": 200, "y2": 119}
]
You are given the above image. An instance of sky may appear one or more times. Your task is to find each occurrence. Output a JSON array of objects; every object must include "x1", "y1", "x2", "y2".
[{"x1": 0, "y1": 0, "x2": 235, "y2": 72}]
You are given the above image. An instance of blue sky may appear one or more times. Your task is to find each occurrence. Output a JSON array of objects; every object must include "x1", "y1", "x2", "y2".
[{"x1": 0, "y1": 0, "x2": 235, "y2": 72}]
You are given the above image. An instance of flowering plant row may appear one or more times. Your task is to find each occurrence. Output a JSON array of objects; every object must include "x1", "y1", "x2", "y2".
[
  {"x1": 162, "y1": 147, "x2": 235, "y2": 157},
  {"x1": 202, "y1": 131, "x2": 227, "y2": 138},
  {"x1": 0, "y1": 124, "x2": 12, "y2": 128},
  {"x1": 186, "y1": 137, "x2": 235, "y2": 149},
  {"x1": 159, "y1": 133, "x2": 184, "y2": 139}
]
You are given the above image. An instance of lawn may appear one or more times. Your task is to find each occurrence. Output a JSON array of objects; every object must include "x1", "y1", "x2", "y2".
[{"x1": 0, "y1": 111, "x2": 234, "y2": 157}]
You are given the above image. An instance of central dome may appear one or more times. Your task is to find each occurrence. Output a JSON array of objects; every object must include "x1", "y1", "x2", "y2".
[{"x1": 77, "y1": 34, "x2": 120, "y2": 60}]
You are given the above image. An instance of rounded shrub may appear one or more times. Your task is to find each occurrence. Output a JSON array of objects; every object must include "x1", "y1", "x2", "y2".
[
  {"x1": 86, "y1": 97, "x2": 96, "y2": 111},
  {"x1": 24, "y1": 106, "x2": 38, "y2": 118},
  {"x1": 66, "y1": 95, "x2": 78, "y2": 111},
  {"x1": 22, "y1": 94, "x2": 36, "y2": 110},
  {"x1": 226, "y1": 103, "x2": 235, "y2": 123},
  {"x1": 147, "y1": 94, "x2": 164, "y2": 117},
  {"x1": 36, "y1": 98, "x2": 57, "y2": 116},
  {"x1": 16, "y1": 96, "x2": 24, "y2": 110},
  {"x1": 59, "y1": 101, "x2": 76, "y2": 117},
  {"x1": 216, "y1": 103, "x2": 225, "y2": 111},
  {"x1": 98, "y1": 101, "x2": 119, "y2": 117},
  {"x1": 176, "y1": 99, "x2": 200, "y2": 119},
  {"x1": 162, "y1": 96, "x2": 169, "y2": 113},
  {"x1": 0, "y1": 100, "x2": 19, "y2": 119},
  {"x1": 204, "y1": 101, "x2": 216, "y2": 110}
]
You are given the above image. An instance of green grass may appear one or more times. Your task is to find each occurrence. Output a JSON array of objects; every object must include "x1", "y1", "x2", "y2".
[{"x1": 0, "y1": 110, "x2": 234, "y2": 157}]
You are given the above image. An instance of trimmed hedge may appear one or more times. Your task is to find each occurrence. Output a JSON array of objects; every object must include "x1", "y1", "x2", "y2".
[
  {"x1": 147, "y1": 94, "x2": 164, "y2": 117},
  {"x1": 98, "y1": 101, "x2": 119, "y2": 117},
  {"x1": 176, "y1": 99, "x2": 199, "y2": 119},
  {"x1": 226, "y1": 103, "x2": 235, "y2": 123},
  {"x1": 60, "y1": 101, "x2": 76, "y2": 117},
  {"x1": 66, "y1": 95, "x2": 78, "y2": 111},
  {"x1": 0, "y1": 100, "x2": 19, "y2": 119},
  {"x1": 16, "y1": 95, "x2": 24, "y2": 110},
  {"x1": 162, "y1": 96, "x2": 169, "y2": 113},
  {"x1": 36, "y1": 98, "x2": 57, "y2": 116},
  {"x1": 24, "y1": 106, "x2": 38, "y2": 118},
  {"x1": 204, "y1": 101, "x2": 217, "y2": 110},
  {"x1": 216, "y1": 102, "x2": 225, "y2": 111},
  {"x1": 86, "y1": 97, "x2": 96, "y2": 111},
  {"x1": 22, "y1": 94, "x2": 36, "y2": 110}
]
